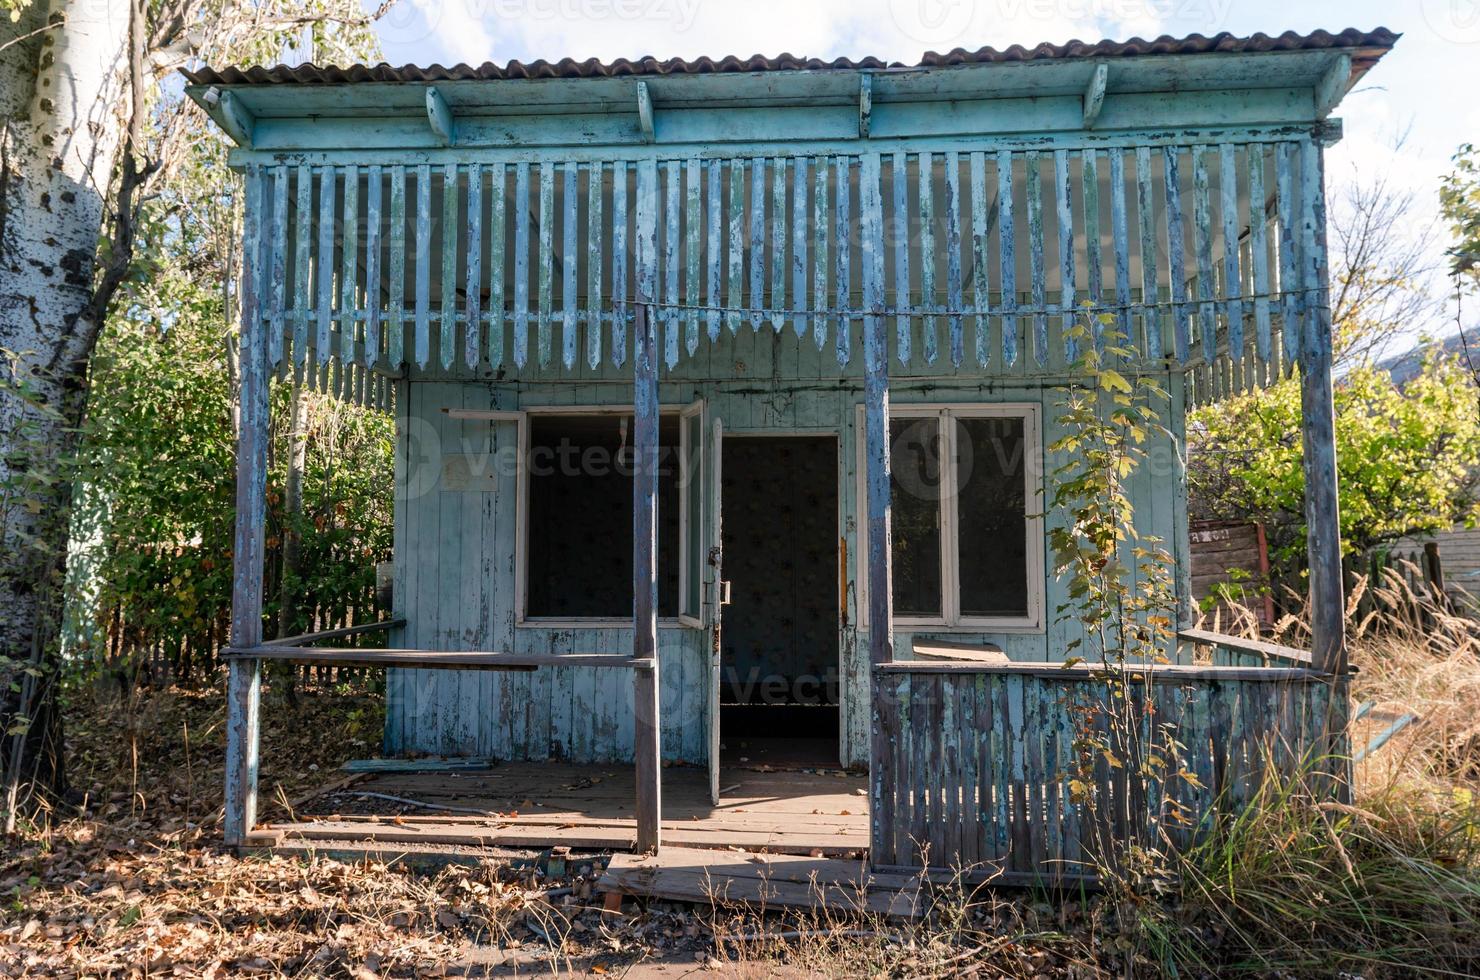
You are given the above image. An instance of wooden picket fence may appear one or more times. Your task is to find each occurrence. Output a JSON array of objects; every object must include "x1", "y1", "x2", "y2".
[{"x1": 871, "y1": 632, "x2": 1345, "y2": 881}]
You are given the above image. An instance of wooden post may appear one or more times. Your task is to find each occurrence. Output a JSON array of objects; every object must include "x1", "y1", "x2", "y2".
[
  {"x1": 1297, "y1": 137, "x2": 1345, "y2": 677},
  {"x1": 859, "y1": 154, "x2": 896, "y2": 861},
  {"x1": 632, "y1": 160, "x2": 661, "y2": 854},
  {"x1": 632, "y1": 302, "x2": 661, "y2": 853},
  {"x1": 1423, "y1": 541, "x2": 1446, "y2": 607},
  {"x1": 225, "y1": 165, "x2": 269, "y2": 847}
]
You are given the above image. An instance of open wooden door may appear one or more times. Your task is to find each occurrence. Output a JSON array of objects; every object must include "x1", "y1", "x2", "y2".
[{"x1": 707, "y1": 417, "x2": 727, "y2": 805}]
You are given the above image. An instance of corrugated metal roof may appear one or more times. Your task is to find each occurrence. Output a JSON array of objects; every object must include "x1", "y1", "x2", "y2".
[{"x1": 182, "y1": 27, "x2": 1398, "y2": 86}]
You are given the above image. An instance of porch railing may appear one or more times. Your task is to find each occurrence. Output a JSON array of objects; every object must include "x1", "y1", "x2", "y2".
[{"x1": 871, "y1": 648, "x2": 1347, "y2": 882}]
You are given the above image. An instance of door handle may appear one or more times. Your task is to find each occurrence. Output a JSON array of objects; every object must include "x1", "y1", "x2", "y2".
[{"x1": 719, "y1": 580, "x2": 732, "y2": 606}]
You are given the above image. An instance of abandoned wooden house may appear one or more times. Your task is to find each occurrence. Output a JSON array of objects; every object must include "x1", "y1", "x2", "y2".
[{"x1": 189, "y1": 27, "x2": 1394, "y2": 894}]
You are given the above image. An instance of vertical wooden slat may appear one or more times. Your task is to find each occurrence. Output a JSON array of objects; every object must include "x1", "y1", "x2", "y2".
[
  {"x1": 834, "y1": 155, "x2": 852, "y2": 365},
  {"x1": 944, "y1": 150, "x2": 964, "y2": 367},
  {"x1": 386, "y1": 167, "x2": 406, "y2": 370},
  {"x1": 1220, "y1": 143, "x2": 1244, "y2": 359},
  {"x1": 1054, "y1": 149, "x2": 1076, "y2": 361},
  {"x1": 1248, "y1": 145, "x2": 1272, "y2": 363},
  {"x1": 727, "y1": 158, "x2": 744, "y2": 334},
  {"x1": 705, "y1": 159, "x2": 722, "y2": 342},
  {"x1": 813, "y1": 154, "x2": 829, "y2": 350},
  {"x1": 664, "y1": 159, "x2": 681, "y2": 367},
  {"x1": 1164, "y1": 148, "x2": 1190, "y2": 363},
  {"x1": 771, "y1": 155, "x2": 787, "y2": 331},
  {"x1": 918, "y1": 150, "x2": 937, "y2": 363},
  {"x1": 587, "y1": 161, "x2": 604, "y2": 369},
  {"x1": 462, "y1": 164, "x2": 481, "y2": 368},
  {"x1": 438, "y1": 164, "x2": 456, "y2": 369},
  {"x1": 225, "y1": 165, "x2": 267, "y2": 847},
  {"x1": 636, "y1": 159, "x2": 659, "y2": 313},
  {"x1": 413, "y1": 164, "x2": 432, "y2": 369},
  {"x1": 1192, "y1": 148, "x2": 1217, "y2": 362},
  {"x1": 513, "y1": 162, "x2": 531, "y2": 368},
  {"x1": 685, "y1": 158, "x2": 701, "y2": 354},
  {"x1": 1276, "y1": 141, "x2": 1301, "y2": 369},
  {"x1": 939, "y1": 674, "x2": 958, "y2": 863},
  {"x1": 957, "y1": 675, "x2": 978, "y2": 866},
  {"x1": 1135, "y1": 147, "x2": 1160, "y2": 358},
  {"x1": 992, "y1": 675, "x2": 1009, "y2": 860},
  {"x1": 975, "y1": 674, "x2": 994, "y2": 862},
  {"x1": 318, "y1": 165, "x2": 337, "y2": 365},
  {"x1": 365, "y1": 165, "x2": 383, "y2": 368},
  {"x1": 611, "y1": 160, "x2": 628, "y2": 366},
  {"x1": 886, "y1": 674, "x2": 909, "y2": 866},
  {"x1": 561, "y1": 162, "x2": 580, "y2": 370},
  {"x1": 792, "y1": 155, "x2": 809, "y2": 337},
  {"x1": 1006, "y1": 673, "x2": 1028, "y2": 871},
  {"x1": 892, "y1": 151, "x2": 911, "y2": 364},
  {"x1": 293, "y1": 164, "x2": 312, "y2": 366},
  {"x1": 1081, "y1": 149, "x2": 1102, "y2": 349},
  {"x1": 269, "y1": 165, "x2": 287, "y2": 369},
  {"x1": 1026, "y1": 151, "x2": 1047, "y2": 365},
  {"x1": 749, "y1": 156, "x2": 766, "y2": 330},
  {"x1": 911, "y1": 678, "x2": 931, "y2": 865},
  {"x1": 537, "y1": 162, "x2": 555, "y2": 367},
  {"x1": 1108, "y1": 148, "x2": 1132, "y2": 344},
  {"x1": 969, "y1": 151, "x2": 990, "y2": 367},
  {"x1": 340, "y1": 166, "x2": 359, "y2": 368},
  {"x1": 997, "y1": 150, "x2": 1018, "y2": 365},
  {"x1": 488, "y1": 163, "x2": 506, "y2": 367}
]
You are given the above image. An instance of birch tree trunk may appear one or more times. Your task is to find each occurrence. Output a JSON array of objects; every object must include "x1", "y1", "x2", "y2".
[{"x1": 0, "y1": 0, "x2": 131, "y2": 815}]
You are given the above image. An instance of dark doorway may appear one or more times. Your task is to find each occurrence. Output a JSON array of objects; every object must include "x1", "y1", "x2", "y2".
[{"x1": 720, "y1": 436, "x2": 839, "y2": 768}]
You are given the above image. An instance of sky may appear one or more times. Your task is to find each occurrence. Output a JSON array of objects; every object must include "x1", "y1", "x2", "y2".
[{"x1": 367, "y1": 0, "x2": 1479, "y2": 345}]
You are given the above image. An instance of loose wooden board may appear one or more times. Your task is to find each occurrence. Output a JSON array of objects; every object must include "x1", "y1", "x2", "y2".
[{"x1": 599, "y1": 848, "x2": 928, "y2": 919}]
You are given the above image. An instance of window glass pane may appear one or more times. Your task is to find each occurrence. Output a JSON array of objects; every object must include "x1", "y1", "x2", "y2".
[
  {"x1": 888, "y1": 416, "x2": 943, "y2": 617},
  {"x1": 955, "y1": 415, "x2": 1028, "y2": 618},
  {"x1": 682, "y1": 410, "x2": 703, "y2": 618},
  {"x1": 526, "y1": 414, "x2": 679, "y2": 618}
]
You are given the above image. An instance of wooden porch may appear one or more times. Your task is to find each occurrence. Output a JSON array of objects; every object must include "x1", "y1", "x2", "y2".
[{"x1": 253, "y1": 762, "x2": 869, "y2": 857}]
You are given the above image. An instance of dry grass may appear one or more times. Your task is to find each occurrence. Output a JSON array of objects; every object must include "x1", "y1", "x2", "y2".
[{"x1": 1161, "y1": 571, "x2": 1480, "y2": 977}]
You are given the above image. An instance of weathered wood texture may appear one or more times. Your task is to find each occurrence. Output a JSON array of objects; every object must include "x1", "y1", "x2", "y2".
[
  {"x1": 632, "y1": 300, "x2": 662, "y2": 853},
  {"x1": 244, "y1": 140, "x2": 1324, "y2": 405},
  {"x1": 225, "y1": 166, "x2": 269, "y2": 847},
  {"x1": 872, "y1": 663, "x2": 1348, "y2": 877},
  {"x1": 1188, "y1": 520, "x2": 1274, "y2": 628},
  {"x1": 384, "y1": 370, "x2": 1186, "y2": 770},
  {"x1": 276, "y1": 763, "x2": 869, "y2": 857}
]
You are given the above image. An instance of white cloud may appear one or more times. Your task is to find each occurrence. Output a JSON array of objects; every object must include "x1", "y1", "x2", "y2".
[{"x1": 392, "y1": 0, "x2": 1177, "y2": 67}]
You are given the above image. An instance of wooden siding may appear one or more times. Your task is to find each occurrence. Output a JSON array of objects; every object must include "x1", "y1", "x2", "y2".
[
  {"x1": 385, "y1": 360, "x2": 1186, "y2": 769},
  {"x1": 385, "y1": 381, "x2": 705, "y2": 764},
  {"x1": 1189, "y1": 520, "x2": 1273, "y2": 628},
  {"x1": 872, "y1": 665, "x2": 1346, "y2": 876},
  {"x1": 239, "y1": 135, "x2": 1328, "y2": 408}
]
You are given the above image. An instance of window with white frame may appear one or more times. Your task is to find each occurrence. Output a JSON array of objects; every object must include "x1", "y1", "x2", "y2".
[{"x1": 871, "y1": 404, "x2": 1043, "y2": 629}]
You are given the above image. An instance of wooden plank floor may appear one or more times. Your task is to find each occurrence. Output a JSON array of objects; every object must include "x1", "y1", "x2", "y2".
[{"x1": 266, "y1": 762, "x2": 869, "y2": 857}]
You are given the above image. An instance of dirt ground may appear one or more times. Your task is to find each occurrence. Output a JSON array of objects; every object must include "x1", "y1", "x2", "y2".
[{"x1": 0, "y1": 685, "x2": 1091, "y2": 978}]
